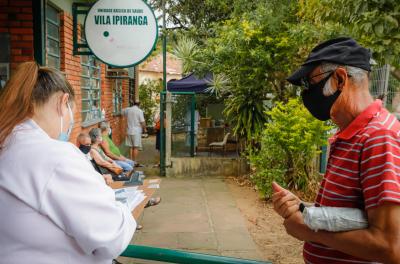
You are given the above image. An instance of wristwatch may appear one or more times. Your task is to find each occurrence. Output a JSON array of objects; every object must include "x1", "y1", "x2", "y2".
[{"x1": 299, "y1": 202, "x2": 305, "y2": 213}]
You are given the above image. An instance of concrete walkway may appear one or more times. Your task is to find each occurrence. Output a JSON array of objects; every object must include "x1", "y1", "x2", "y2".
[{"x1": 118, "y1": 177, "x2": 263, "y2": 263}]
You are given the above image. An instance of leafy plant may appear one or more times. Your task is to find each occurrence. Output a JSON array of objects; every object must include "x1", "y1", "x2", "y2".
[
  {"x1": 249, "y1": 98, "x2": 333, "y2": 199},
  {"x1": 139, "y1": 79, "x2": 163, "y2": 125}
]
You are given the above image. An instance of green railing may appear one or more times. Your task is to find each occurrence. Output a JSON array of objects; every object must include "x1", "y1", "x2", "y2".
[{"x1": 121, "y1": 245, "x2": 271, "y2": 264}]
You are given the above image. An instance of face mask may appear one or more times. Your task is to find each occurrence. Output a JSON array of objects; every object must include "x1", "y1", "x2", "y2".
[
  {"x1": 79, "y1": 145, "x2": 91, "y2": 154},
  {"x1": 58, "y1": 102, "x2": 74, "y2": 142},
  {"x1": 301, "y1": 74, "x2": 341, "y2": 121}
]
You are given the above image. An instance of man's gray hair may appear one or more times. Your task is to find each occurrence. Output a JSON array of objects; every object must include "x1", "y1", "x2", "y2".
[
  {"x1": 99, "y1": 121, "x2": 110, "y2": 132},
  {"x1": 88, "y1": 128, "x2": 102, "y2": 143},
  {"x1": 321, "y1": 62, "x2": 368, "y2": 96}
]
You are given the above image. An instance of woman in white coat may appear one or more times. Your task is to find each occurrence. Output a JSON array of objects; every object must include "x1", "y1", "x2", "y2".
[{"x1": 0, "y1": 62, "x2": 136, "y2": 264}]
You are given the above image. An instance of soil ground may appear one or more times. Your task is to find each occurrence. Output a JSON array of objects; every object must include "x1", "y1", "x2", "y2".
[{"x1": 225, "y1": 177, "x2": 304, "y2": 264}]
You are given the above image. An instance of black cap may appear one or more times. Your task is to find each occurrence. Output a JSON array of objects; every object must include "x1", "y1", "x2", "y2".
[{"x1": 287, "y1": 37, "x2": 372, "y2": 86}]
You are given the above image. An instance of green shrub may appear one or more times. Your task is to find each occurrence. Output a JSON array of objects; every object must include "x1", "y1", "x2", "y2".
[
  {"x1": 139, "y1": 79, "x2": 162, "y2": 125},
  {"x1": 249, "y1": 98, "x2": 332, "y2": 199}
]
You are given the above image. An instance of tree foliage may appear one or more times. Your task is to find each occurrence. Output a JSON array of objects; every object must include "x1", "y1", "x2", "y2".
[
  {"x1": 167, "y1": 0, "x2": 400, "y2": 141},
  {"x1": 299, "y1": 0, "x2": 400, "y2": 65},
  {"x1": 249, "y1": 98, "x2": 332, "y2": 199},
  {"x1": 139, "y1": 79, "x2": 163, "y2": 125}
]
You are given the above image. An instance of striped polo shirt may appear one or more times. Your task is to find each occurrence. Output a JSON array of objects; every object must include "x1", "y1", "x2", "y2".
[{"x1": 304, "y1": 100, "x2": 400, "y2": 264}]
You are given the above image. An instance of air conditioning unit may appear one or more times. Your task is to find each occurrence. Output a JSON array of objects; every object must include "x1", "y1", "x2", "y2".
[{"x1": 106, "y1": 65, "x2": 131, "y2": 79}]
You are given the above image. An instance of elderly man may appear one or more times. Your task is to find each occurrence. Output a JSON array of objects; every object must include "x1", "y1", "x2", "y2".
[
  {"x1": 272, "y1": 37, "x2": 400, "y2": 263},
  {"x1": 76, "y1": 133, "x2": 114, "y2": 186},
  {"x1": 99, "y1": 122, "x2": 135, "y2": 172},
  {"x1": 122, "y1": 101, "x2": 147, "y2": 167}
]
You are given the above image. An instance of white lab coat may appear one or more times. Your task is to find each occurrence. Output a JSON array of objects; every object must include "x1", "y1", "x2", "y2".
[{"x1": 0, "y1": 119, "x2": 136, "y2": 264}]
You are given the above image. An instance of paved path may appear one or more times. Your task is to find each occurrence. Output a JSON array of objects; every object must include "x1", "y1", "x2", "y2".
[{"x1": 118, "y1": 177, "x2": 263, "y2": 263}]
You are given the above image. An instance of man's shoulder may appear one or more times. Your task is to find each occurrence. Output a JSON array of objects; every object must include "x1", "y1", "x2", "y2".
[{"x1": 363, "y1": 111, "x2": 400, "y2": 140}]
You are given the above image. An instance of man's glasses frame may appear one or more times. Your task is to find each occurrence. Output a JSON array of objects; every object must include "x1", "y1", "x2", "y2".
[{"x1": 301, "y1": 71, "x2": 335, "y2": 90}]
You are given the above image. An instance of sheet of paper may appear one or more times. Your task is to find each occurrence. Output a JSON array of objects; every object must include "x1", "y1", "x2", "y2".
[
  {"x1": 148, "y1": 184, "x2": 160, "y2": 189},
  {"x1": 148, "y1": 179, "x2": 159, "y2": 184}
]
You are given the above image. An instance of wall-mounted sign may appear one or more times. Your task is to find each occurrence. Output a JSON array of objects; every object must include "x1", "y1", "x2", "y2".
[{"x1": 85, "y1": 0, "x2": 158, "y2": 67}]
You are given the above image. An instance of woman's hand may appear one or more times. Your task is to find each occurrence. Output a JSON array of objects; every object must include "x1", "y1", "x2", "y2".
[
  {"x1": 272, "y1": 182, "x2": 301, "y2": 219},
  {"x1": 103, "y1": 174, "x2": 114, "y2": 185}
]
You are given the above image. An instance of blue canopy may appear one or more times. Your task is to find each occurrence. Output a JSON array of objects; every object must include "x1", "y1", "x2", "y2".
[{"x1": 167, "y1": 73, "x2": 212, "y2": 93}]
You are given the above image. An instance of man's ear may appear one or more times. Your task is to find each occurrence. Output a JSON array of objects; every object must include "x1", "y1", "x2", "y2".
[{"x1": 334, "y1": 67, "x2": 348, "y2": 91}]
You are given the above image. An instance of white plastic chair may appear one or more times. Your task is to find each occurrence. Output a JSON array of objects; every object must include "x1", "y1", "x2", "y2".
[{"x1": 209, "y1": 133, "x2": 231, "y2": 156}]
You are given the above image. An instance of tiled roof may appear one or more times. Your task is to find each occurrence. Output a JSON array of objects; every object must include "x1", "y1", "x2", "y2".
[{"x1": 139, "y1": 52, "x2": 182, "y2": 74}]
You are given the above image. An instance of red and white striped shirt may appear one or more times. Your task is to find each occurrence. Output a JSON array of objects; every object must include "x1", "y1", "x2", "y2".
[{"x1": 304, "y1": 100, "x2": 400, "y2": 264}]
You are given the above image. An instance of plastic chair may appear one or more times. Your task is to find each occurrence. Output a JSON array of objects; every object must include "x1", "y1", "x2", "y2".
[{"x1": 209, "y1": 133, "x2": 231, "y2": 156}]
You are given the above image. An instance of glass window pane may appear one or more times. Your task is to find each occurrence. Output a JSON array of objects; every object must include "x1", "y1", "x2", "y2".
[
  {"x1": 81, "y1": 55, "x2": 89, "y2": 64},
  {"x1": 82, "y1": 101, "x2": 91, "y2": 111},
  {"x1": 81, "y1": 56, "x2": 102, "y2": 122},
  {"x1": 81, "y1": 89, "x2": 91, "y2": 100},
  {"x1": 47, "y1": 38, "x2": 59, "y2": 56},
  {"x1": 46, "y1": 5, "x2": 59, "y2": 24},
  {"x1": 82, "y1": 111, "x2": 92, "y2": 123},
  {"x1": 47, "y1": 22, "x2": 59, "y2": 39},
  {"x1": 47, "y1": 56, "x2": 59, "y2": 69},
  {"x1": 81, "y1": 66, "x2": 90, "y2": 77},
  {"x1": 92, "y1": 90, "x2": 100, "y2": 99},
  {"x1": 81, "y1": 77, "x2": 90, "y2": 88},
  {"x1": 91, "y1": 67, "x2": 100, "y2": 77}
]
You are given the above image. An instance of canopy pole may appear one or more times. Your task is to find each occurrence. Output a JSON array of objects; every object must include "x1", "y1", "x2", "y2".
[{"x1": 160, "y1": 0, "x2": 167, "y2": 176}]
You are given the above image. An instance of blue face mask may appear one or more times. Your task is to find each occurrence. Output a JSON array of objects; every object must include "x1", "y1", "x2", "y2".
[{"x1": 58, "y1": 102, "x2": 74, "y2": 142}]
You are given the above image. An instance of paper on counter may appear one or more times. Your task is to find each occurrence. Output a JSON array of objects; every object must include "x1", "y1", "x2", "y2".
[{"x1": 148, "y1": 179, "x2": 159, "y2": 184}]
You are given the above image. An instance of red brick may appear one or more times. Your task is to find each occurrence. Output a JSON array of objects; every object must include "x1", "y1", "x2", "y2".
[
  {"x1": 10, "y1": 1, "x2": 32, "y2": 7},
  {"x1": 11, "y1": 41, "x2": 33, "y2": 48},
  {"x1": 11, "y1": 49, "x2": 22, "y2": 55},
  {"x1": 17, "y1": 14, "x2": 32, "y2": 21},
  {"x1": 0, "y1": 0, "x2": 8, "y2": 6},
  {"x1": 13, "y1": 55, "x2": 33, "y2": 62},
  {"x1": 21, "y1": 7, "x2": 32, "y2": 13},
  {"x1": 4, "y1": 7, "x2": 20, "y2": 13},
  {"x1": 21, "y1": 35, "x2": 33, "y2": 41},
  {"x1": 10, "y1": 35, "x2": 21, "y2": 40},
  {"x1": 8, "y1": 21, "x2": 20, "y2": 27},
  {"x1": 21, "y1": 48, "x2": 33, "y2": 55},
  {"x1": 21, "y1": 21, "x2": 32, "y2": 27},
  {"x1": 9, "y1": 27, "x2": 32, "y2": 34}
]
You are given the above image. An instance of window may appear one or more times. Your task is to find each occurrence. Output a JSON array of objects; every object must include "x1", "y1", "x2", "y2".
[
  {"x1": 113, "y1": 79, "x2": 123, "y2": 114},
  {"x1": 46, "y1": 4, "x2": 60, "y2": 69},
  {"x1": 81, "y1": 55, "x2": 101, "y2": 124},
  {"x1": 0, "y1": 33, "x2": 10, "y2": 90}
]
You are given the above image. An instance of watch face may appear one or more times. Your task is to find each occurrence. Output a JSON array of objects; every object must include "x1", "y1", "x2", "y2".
[{"x1": 299, "y1": 203, "x2": 305, "y2": 213}]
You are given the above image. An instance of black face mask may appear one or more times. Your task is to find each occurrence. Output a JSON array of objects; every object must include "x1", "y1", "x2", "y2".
[
  {"x1": 301, "y1": 74, "x2": 341, "y2": 121},
  {"x1": 79, "y1": 145, "x2": 91, "y2": 154}
]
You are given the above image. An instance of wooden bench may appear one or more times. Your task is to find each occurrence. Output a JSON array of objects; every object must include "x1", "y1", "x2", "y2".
[{"x1": 110, "y1": 178, "x2": 161, "y2": 220}]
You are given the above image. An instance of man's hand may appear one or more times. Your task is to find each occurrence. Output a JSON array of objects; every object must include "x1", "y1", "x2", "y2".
[
  {"x1": 272, "y1": 182, "x2": 301, "y2": 219},
  {"x1": 283, "y1": 211, "x2": 312, "y2": 241}
]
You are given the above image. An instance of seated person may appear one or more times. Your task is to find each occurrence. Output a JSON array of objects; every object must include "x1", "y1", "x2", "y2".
[
  {"x1": 88, "y1": 128, "x2": 125, "y2": 176},
  {"x1": 99, "y1": 122, "x2": 135, "y2": 171},
  {"x1": 76, "y1": 133, "x2": 113, "y2": 185}
]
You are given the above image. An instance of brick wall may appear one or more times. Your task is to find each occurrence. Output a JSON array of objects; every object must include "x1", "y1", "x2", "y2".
[
  {"x1": 2, "y1": 1, "x2": 132, "y2": 149},
  {"x1": 58, "y1": 13, "x2": 130, "y2": 147},
  {"x1": 0, "y1": 0, "x2": 34, "y2": 71}
]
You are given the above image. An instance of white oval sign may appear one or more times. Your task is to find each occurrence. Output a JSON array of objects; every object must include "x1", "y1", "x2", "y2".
[{"x1": 84, "y1": 0, "x2": 158, "y2": 67}]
